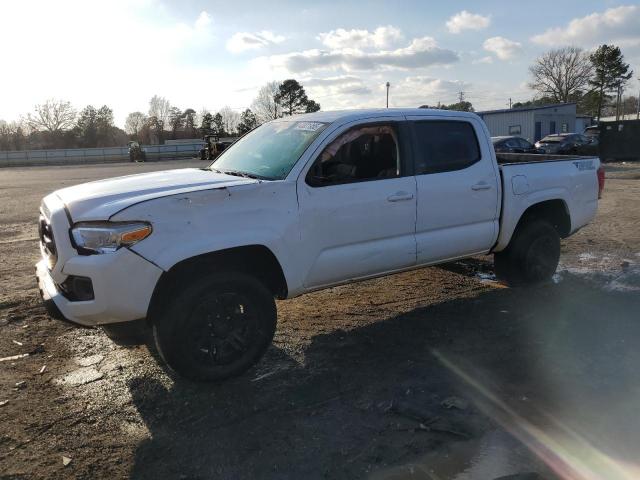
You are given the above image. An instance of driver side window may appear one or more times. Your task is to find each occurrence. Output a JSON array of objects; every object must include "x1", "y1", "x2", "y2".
[{"x1": 306, "y1": 125, "x2": 400, "y2": 187}]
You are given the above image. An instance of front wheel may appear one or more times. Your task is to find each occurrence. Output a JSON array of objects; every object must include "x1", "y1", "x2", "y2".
[
  {"x1": 152, "y1": 272, "x2": 277, "y2": 382},
  {"x1": 494, "y1": 219, "x2": 560, "y2": 287}
]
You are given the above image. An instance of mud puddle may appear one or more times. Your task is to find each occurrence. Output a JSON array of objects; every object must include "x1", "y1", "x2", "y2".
[{"x1": 555, "y1": 252, "x2": 640, "y2": 292}]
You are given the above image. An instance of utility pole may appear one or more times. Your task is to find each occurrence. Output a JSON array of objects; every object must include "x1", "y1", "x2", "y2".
[
  {"x1": 508, "y1": 98, "x2": 512, "y2": 109},
  {"x1": 386, "y1": 82, "x2": 390, "y2": 108},
  {"x1": 616, "y1": 84, "x2": 623, "y2": 121},
  {"x1": 458, "y1": 91, "x2": 465, "y2": 103}
]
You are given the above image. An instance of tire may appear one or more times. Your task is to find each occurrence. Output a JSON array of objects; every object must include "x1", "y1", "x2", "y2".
[
  {"x1": 152, "y1": 272, "x2": 277, "y2": 382},
  {"x1": 494, "y1": 219, "x2": 560, "y2": 287},
  {"x1": 102, "y1": 319, "x2": 148, "y2": 346}
]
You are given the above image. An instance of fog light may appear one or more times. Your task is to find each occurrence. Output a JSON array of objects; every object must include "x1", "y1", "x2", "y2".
[{"x1": 58, "y1": 276, "x2": 94, "y2": 301}]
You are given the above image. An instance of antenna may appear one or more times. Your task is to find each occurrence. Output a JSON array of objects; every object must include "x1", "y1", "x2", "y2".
[{"x1": 386, "y1": 82, "x2": 390, "y2": 108}]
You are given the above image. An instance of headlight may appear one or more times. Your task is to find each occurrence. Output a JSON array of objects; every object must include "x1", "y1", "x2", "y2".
[{"x1": 71, "y1": 222, "x2": 152, "y2": 254}]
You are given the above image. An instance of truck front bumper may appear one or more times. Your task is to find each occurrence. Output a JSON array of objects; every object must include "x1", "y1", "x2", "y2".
[{"x1": 35, "y1": 248, "x2": 163, "y2": 327}]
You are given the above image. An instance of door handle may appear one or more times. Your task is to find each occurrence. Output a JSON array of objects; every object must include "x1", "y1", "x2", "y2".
[
  {"x1": 387, "y1": 192, "x2": 414, "y2": 202},
  {"x1": 471, "y1": 183, "x2": 492, "y2": 191}
]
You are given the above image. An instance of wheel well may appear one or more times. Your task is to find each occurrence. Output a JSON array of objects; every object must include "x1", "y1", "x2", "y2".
[
  {"x1": 146, "y1": 245, "x2": 287, "y2": 324},
  {"x1": 516, "y1": 200, "x2": 571, "y2": 238}
]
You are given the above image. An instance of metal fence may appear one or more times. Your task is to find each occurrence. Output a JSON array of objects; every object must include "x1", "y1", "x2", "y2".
[{"x1": 0, "y1": 142, "x2": 204, "y2": 168}]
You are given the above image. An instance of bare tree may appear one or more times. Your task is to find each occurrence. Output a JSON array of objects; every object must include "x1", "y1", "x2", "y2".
[
  {"x1": 125, "y1": 112, "x2": 148, "y2": 137},
  {"x1": 218, "y1": 106, "x2": 240, "y2": 135},
  {"x1": 528, "y1": 47, "x2": 593, "y2": 103},
  {"x1": 0, "y1": 120, "x2": 11, "y2": 150},
  {"x1": 148, "y1": 95, "x2": 171, "y2": 142},
  {"x1": 148, "y1": 95, "x2": 171, "y2": 129},
  {"x1": 251, "y1": 81, "x2": 282, "y2": 124},
  {"x1": 27, "y1": 99, "x2": 76, "y2": 132},
  {"x1": 196, "y1": 108, "x2": 210, "y2": 130}
]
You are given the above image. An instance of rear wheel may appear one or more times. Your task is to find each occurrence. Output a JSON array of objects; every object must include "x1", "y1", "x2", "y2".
[
  {"x1": 152, "y1": 272, "x2": 276, "y2": 382},
  {"x1": 494, "y1": 219, "x2": 560, "y2": 287}
]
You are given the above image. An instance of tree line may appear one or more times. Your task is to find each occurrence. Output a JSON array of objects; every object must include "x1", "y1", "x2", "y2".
[
  {"x1": 1, "y1": 46, "x2": 635, "y2": 151},
  {"x1": 0, "y1": 101, "x2": 128, "y2": 151},
  {"x1": 521, "y1": 44, "x2": 634, "y2": 118},
  {"x1": 0, "y1": 79, "x2": 321, "y2": 151},
  {"x1": 419, "y1": 44, "x2": 635, "y2": 118}
]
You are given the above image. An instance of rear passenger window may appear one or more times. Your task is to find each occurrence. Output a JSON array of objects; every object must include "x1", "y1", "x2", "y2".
[{"x1": 412, "y1": 121, "x2": 480, "y2": 174}]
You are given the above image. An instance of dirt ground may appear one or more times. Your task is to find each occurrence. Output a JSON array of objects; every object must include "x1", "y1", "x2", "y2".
[{"x1": 1, "y1": 160, "x2": 639, "y2": 480}]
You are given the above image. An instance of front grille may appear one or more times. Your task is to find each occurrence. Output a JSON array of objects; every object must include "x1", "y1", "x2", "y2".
[{"x1": 38, "y1": 214, "x2": 58, "y2": 269}]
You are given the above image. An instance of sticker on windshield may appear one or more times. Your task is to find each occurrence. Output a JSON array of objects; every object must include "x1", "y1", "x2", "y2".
[{"x1": 294, "y1": 122, "x2": 325, "y2": 132}]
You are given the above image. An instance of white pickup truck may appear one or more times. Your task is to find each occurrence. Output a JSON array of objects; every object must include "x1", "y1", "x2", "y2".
[{"x1": 36, "y1": 109, "x2": 603, "y2": 381}]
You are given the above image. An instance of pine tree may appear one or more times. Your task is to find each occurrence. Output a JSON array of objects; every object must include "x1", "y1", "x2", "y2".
[
  {"x1": 237, "y1": 109, "x2": 258, "y2": 134},
  {"x1": 305, "y1": 100, "x2": 321, "y2": 113},
  {"x1": 212, "y1": 113, "x2": 225, "y2": 136},
  {"x1": 200, "y1": 113, "x2": 213, "y2": 134},
  {"x1": 589, "y1": 45, "x2": 633, "y2": 119},
  {"x1": 275, "y1": 79, "x2": 309, "y2": 116}
]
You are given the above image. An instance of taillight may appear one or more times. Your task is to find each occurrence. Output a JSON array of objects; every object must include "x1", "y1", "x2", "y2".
[{"x1": 597, "y1": 166, "x2": 605, "y2": 199}]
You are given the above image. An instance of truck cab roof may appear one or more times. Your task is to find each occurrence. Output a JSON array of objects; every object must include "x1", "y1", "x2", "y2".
[{"x1": 282, "y1": 108, "x2": 480, "y2": 125}]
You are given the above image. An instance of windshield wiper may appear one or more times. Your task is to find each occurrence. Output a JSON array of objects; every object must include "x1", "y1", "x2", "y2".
[{"x1": 219, "y1": 170, "x2": 273, "y2": 181}]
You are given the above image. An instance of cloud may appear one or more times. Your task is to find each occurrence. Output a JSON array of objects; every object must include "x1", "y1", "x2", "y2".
[
  {"x1": 391, "y1": 76, "x2": 471, "y2": 106},
  {"x1": 318, "y1": 26, "x2": 404, "y2": 49},
  {"x1": 304, "y1": 75, "x2": 362, "y2": 86},
  {"x1": 264, "y1": 37, "x2": 459, "y2": 73},
  {"x1": 194, "y1": 11, "x2": 212, "y2": 30},
  {"x1": 473, "y1": 56, "x2": 494, "y2": 65},
  {"x1": 304, "y1": 75, "x2": 372, "y2": 97},
  {"x1": 227, "y1": 30, "x2": 285, "y2": 53},
  {"x1": 446, "y1": 11, "x2": 491, "y2": 34},
  {"x1": 483, "y1": 36, "x2": 522, "y2": 60},
  {"x1": 531, "y1": 5, "x2": 640, "y2": 47}
]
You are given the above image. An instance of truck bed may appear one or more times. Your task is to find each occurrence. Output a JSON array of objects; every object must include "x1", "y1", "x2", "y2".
[
  {"x1": 494, "y1": 153, "x2": 600, "y2": 252},
  {"x1": 496, "y1": 152, "x2": 592, "y2": 165}
]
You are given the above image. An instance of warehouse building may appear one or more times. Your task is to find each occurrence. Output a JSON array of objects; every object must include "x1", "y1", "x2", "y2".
[{"x1": 477, "y1": 103, "x2": 576, "y2": 142}]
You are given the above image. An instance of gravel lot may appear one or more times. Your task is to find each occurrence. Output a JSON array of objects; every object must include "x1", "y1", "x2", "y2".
[{"x1": 1, "y1": 160, "x2": 639, "y2": 479}]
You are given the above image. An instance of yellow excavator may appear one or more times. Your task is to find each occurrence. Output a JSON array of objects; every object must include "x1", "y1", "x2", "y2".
[{"x1": 199, "y1": 134, "x2": 230, "y2": 161}]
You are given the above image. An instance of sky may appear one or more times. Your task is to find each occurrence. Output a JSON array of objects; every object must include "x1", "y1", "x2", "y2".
[{"x1": 1, "y1": 0, "x2": 639, "y2": 128}]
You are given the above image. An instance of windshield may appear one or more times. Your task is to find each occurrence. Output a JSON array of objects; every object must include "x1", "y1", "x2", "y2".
[{"x1": 210, "y1": 120, "x2": 329, "y2": 180}]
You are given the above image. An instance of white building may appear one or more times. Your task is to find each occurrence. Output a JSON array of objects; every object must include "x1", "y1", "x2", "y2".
[{"x1": 477, "y1": 103, "x2": 577, "y2": 142}]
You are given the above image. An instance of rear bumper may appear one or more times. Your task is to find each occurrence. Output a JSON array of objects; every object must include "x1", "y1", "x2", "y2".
[{"x1": 35, "y1": 247, "x2": 163, "y2": 327}]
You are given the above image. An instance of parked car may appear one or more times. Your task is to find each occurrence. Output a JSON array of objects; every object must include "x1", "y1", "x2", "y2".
[
  {"x1": 492, "y1": 136, "x2": 540, "y2": 154},
  {"x1": 535, "y1": 133, "x2": 596, "y2": 155},
  {"x1": 36, "y1": 109, "x2": 603, "y2": 381},
  {"x1": 584, "y1": 125, "x2": 599, "y2": 139}
]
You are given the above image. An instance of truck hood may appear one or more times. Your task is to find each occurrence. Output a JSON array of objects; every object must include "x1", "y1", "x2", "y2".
[{"x1": 55, "y1": 168, "x2": 257, "y2": 221}]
